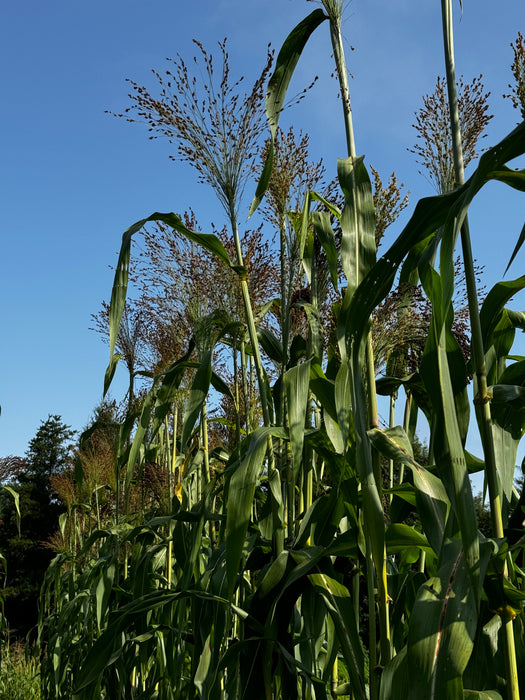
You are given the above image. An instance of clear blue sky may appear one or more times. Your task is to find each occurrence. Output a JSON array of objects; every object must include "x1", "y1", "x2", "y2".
[{"x1": 1, "y1": 0, "x2": 524, "y2": 461}]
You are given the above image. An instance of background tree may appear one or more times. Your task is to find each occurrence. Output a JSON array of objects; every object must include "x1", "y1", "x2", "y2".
[{"x1": 0, "y1": 415, "x2": 74, "y2": 639}]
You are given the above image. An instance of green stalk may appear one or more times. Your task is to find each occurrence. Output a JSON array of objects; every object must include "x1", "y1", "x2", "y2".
[
  {"x1": 229, "y1": 210, "x2": 282, "y2": 554},
  {"x1": 240, "y1": 338, "x2": 250, "y2": 433},
  {"x1": 233, "y1": 337, "x2": 241, "y2": 445},
  {"x1": 229, "y1": 212, "x2": 271, "y2": 429},
  {"x1": 201, "y1": 401, "x2": 210, "y2": 487},
  {"x1": 440, "y1": 2, "x2": 519, "y2": 697},
  {"x1": 200, "y1": 401, "x2": 215, "y2": 545},
  {"x1": 167, "y1": 406, "x2": 178, "y2": 587},
  {"x1": 388, "y1": 390, "x2": 397, "y2": 504},
  {"x1": 366, "y1": 542, "x2": 378, "y2": 700},
  {"x1": 327, "y1": 4, "x2": 357, "y2": 160},
  {"x1": 278, "y1": 214, "x2": 295, "y2": 541},
  {"x1": 279, "y1": 214, "x2": 290, "y2": 376},
  {"x1": 325, "y1": 0, "x2": 391, "y2": 675}
]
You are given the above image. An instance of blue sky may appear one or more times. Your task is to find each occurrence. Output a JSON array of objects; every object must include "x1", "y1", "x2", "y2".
[{"x1": 1, "y1": 0, "x2": 524, "y2": 462}]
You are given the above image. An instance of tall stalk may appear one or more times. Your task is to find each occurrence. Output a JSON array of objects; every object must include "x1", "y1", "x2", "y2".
[
  {"x1": 229, "y1": 211, "x2": 271, "y2": 430},
  {"x1": 324, "y1": 0, "x2": 391, "y2": 676},
  {"x1": 228, "y1": 209, "x2": 283, "y2": 555},
  {"x1": 441, "y1": 1, "x2": 520, "y2": 697}
]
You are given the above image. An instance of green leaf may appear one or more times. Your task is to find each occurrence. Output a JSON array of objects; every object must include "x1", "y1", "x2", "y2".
[
  {"x1": 386, "y1": 523, "x2": 431, "y2": 554},
  {"x1": 335, "y1": 361, "x2": 352, "y2": 451},
  {"x1": 95, "y1": 561, "x2": 116, "y2": 631},
  {"x1": 149, "y1": 341, "x2": 195, "y2": 438},
  {"x1": 463, "y1": 691, "x2": 503, "y2": 700},
  {"x1": 194, "y1": 633, "x2": 212, "y2": 696},
  {"x1": 225, "y1": 427, "x2": 286, "y2": 597},
  {"x1": 338, "y1": 155, "x2": 376, "y2": 302},
  {"x1": 125, "y1": 347, "x2": 193, "y2": 494},
  {"x1": 258, "y1": 326, "x2": 283, "y2": 364},
  {"x1": 249, "y1": 9, "x2": 328, "y2": 215},
  {"x1": 309, "y1": 361, "x2": 338, "y2": 424},
  {"x1": 368, "y1": 426, "x2": 449, "y2": 554},
  {"x1": 104, "y1": 212, "x2": 232, "y2": 395},
  {"x1": 346, "y1": 122, "x2": 525, "y2": 351},
  {"x1": 284, "y1": 360, "x2": 311, "y2": 480},
  {"x1": 489, "y1": 362, "x2": 525, "y2": 519},
  {"x1": 420, "y1": 268, "x2": 480, "y2": 595},
  {"x1": 480, "y1": 276, "x2": 525, "y2": 354},
  {"x1": 312, "y1": 210, "x2": 339, "y2": 289},
  {"x1": 491, "y1": 165, "x2": 525, "y2": 192},
  {"x1": 308, "y1": 574, "x2": 367, "y2": 700},
  {"x1": 407, "y1": 539, "x2": 479, "y2": 699},
  {"x1": 1, "y1": 486, "x2": 20, "y2": 535},
  {"x1": 258, "y1": 551, "x2": 290, "y2": 598},
  {"x1": 380, "y1": 647, "x2": 411, "y2": 700},
  {"x1": 505, "y1": 220, "x2": 525, "y2": 275},
  {"x1": 181, "y1": 349, "x2": 212, "y2": 450}
]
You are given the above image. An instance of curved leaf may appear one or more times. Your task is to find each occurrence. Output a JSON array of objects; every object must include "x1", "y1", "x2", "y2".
[
  {"x1": 368, "y1": 426, "x2": 449, "y2": 554},
  {"x1": 480, "y1": 276, "x2": 525, "y2": 352},
  {"x1": 249, "y1": 9, "x2": 328, "y2": 215},
  {"x1": 346, "y1": 122, "x2": 525, "y2": 349},
  {"x1": 104, "y1": 212, "x2": 232, "y2": 395}
]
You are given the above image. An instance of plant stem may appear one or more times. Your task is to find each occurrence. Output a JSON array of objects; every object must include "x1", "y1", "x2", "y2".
[
  {"x1": 328, "y1": 8, "x2": 357, "y2": 159},
  {"x1": 326, "y1": 1, "x2": 391, "y2": 677},
  {"x1": 229, "y1": 212, "x2": 271, "y2": 430},
  {"x1": 441, "y1": 2, "x2": 519, "y2": 697},
  {"x1": 229, "y1": 210, "x2": 282, "y2": 554},
  {"x1": 389, "y1": 390, "x2": 397, "y2": 504}
]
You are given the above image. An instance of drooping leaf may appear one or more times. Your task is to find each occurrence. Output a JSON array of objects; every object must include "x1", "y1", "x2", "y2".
[
  {"x1": 480, "y1": 276, "x2": 525, "y2": 354},
  {"x1": 249, "y1": 9, "x2": 328, "y2": 215},
  {"x1": 386, "y1": 523, "x2": 431, "y2": 554},
  {"x1": 346, "y1": 122, "x2": 525, "y2": 350},
  {"x1": 258, "y1": 326, "x2": 283, "y2": 364},
  {"x1": 368, "y1": 426, "x2": 449, "y2": 554},
  {"x1": 505, "y1": 221, "x2": 525, "y2": 275},
  {"x1": 489, "y1": 362, "x2": 525, "y2": 520},
  {"x1": 104, "y1": 212, "x2": 232, "y2": 395}
]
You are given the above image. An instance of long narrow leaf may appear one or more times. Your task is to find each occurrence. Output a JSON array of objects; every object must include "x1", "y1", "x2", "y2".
[
  {"x1": 249, "y1": 9, "x2": 328, "y2": 215},
  {"x1": 308, "y1": 574, "x2": 367, "y2": 700},
  {"x1": 284, "y1": 360, "x2": 311, "y2": 480},
  {"x1": 225, "y1": 427, "x2": 286, "y2": 597},
  {"x1": 368, "y1": 426, "x2": 449, "y2": 555},
  {"x1": 104, "y1": 212, "x2": 232, "y2": 395},
  {"x1": 346, "y1": 122, "x2": 525, "y2": 349},
  {"x1": 406, "y1": 539, "x2": 490, "y2": 700},
  {"x1": 181, "y1": 349, "x2": 213, "y2": 450}
]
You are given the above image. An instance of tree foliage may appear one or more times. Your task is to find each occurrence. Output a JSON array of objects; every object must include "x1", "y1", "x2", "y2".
[{"x1": 0, "y1": 415, "x2": 74, "y2": 638}]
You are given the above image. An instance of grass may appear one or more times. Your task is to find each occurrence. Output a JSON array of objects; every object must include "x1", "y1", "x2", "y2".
[{"x1": 0, "y1": 644, "x2": 40, "y2": 700}]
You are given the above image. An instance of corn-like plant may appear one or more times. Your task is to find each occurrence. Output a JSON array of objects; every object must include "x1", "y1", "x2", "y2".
[{"x1": 37, "y1": 3, "x2": 525, "y2": 699}]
